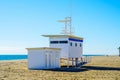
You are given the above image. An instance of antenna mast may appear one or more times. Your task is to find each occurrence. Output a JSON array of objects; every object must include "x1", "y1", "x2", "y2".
[
  {"x1": 70, "y1": 0, "x2": 72, "y2": 35},
  {"x1": 58, "y1": 0, "x2": 73, "y2": 35}
]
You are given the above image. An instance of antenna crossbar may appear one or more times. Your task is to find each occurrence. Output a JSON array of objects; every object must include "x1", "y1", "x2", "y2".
[
  {"x1": 57, "y1": 0, "x2": 74, "y2": 35},
  {"x1": 58, "y1": 17, "x2": 73, "y2": 35}
]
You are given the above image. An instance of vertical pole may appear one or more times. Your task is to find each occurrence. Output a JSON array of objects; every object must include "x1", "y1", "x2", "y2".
[
  {"x1": 67, "y1": 58, "x2": 69, "y2": 68},
  {"x1": 70, "y1": 0, "x2": 72, "y2": 35},
  {"x1": 75, "y1": 58, "x2": 78, "y2": 67},
  {"x1": 119, "y1": 49, "x2": 120, "y2": 57},
  {"x1": 70, "y1": 17, "x2": 72, "y2": 35},
  {"x1": 72, "y1": 58, "x2": 74, "y2": 67},
  {"x1": 70, "y1": 0, "x2": 72, "y2": 18},
  {"x1": 65, "y1": 17, "x2": 67, "y2": 34},
  {"x1": 119, "y1": 47, "x2": 120, "y2": 57},
  {"x1": 81, "y1": 57, "x2": 83, "y2": 65}
]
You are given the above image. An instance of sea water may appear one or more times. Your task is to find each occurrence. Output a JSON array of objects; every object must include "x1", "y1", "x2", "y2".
[
  {"x1": 0, "y1": 55, "x2": 27, "y2": 60},
  {"x1": 83, "y1": 54, "x2": 105, "y2": 56},
  {"x1": 0, "y1": 54, "x2": 104, "y2": 60}
]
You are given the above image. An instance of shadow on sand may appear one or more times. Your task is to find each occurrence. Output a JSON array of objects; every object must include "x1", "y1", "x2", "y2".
[
  {"x1": 83, "y1": 66, "x2": 120, "y2": 71},
  {"x1": 45, "y1": 66, "x2": 120, "y2": 72}
]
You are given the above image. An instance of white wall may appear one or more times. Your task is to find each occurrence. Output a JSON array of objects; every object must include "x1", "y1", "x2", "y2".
[
  {"x1": 28, "y1": 49, "x2": 60, "y2": 69},
  {"x1": 28, "y1": 50, "x2": 46, "y2": 69},
  {"x1": 49, "y1": 37, "x2": 83, "y2": 58},
  {"x1": 50, "y1": 38, "x2": 69, "y2": 58},
  {"x1": 69, "y1": 41, "x2": 83, "y2": 58}
]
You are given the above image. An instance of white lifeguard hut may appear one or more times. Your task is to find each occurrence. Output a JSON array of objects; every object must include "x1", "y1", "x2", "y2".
[
  {"x1": 26, "y1": 16, "x2": 90, "y2": 69},
  {"x1": 27, "y1": 34, "x2": 84, "y2": 69},
  {"x1": 26, "y1": 0, "x2": 92, "y2": 70},
  {"x1": 42, "y1": 34, "x2": 83, "y2": 67}
]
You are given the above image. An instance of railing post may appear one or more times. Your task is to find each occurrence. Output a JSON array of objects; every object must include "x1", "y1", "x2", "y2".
[
  {"x1": 72, "y1": 58, "x2": 74, "y2": 67},
  {"x1": 67, "y1": 58, "x2": 69, "y2": 68}
]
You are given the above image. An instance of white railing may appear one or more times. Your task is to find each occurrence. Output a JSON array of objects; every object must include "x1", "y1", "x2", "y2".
[
  {"x1": 77, "y1": 56, "x2": 91, "y2": 67},
  {"x1": 82, "y1": 56, "x2": 91, "y2": 63}
]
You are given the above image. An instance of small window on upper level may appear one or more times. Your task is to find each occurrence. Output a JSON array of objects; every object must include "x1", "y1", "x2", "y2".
[
  {"x1": 50, "y1": 41, "x2": 58, "y2": 44},
  {"x1": 50, "y1": 41, "x2": 68, "y2": 44},
  {"x1": 80, "y1": 43, "x2": 82, "y2": 47},
  {"x1": 70, "y1": 42, "x2": 72, "y2": 46},
  {"x1": 59, "y1": 41, "x2": 68, "y2": 44},
  {"x1": 75, "y1": 43, "x2": 77, "y2": 47}
]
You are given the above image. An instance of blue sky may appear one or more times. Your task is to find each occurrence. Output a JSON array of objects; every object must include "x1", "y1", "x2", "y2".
[{"x1": 0, "y1": 0, "x2": 120, "y2": 55}]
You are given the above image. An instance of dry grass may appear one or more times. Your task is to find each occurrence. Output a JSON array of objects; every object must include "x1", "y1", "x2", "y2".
[{"x1": 0, "y1": 56, "x2": 120, "y2": 80}]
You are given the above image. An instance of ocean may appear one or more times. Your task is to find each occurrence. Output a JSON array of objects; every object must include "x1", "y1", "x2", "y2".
[
  {"x1": 0, "y1": 55, "x2": 27, "y2": 60},
  {"x1": 83, "y1": 54, "x2": 105, "y2": 56},
  {"x1": 0, "y1": 54, "x2": 105, "y2": 61}
]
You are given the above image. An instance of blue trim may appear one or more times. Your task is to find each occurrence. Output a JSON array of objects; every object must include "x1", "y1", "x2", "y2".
[{"x1": 69, "y1": 38, "x2": 83, "y2": 42}]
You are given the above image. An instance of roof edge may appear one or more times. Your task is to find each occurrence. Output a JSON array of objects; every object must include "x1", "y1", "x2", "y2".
[
  {"x1": 26, "y1": 47, "x2": 61, "y2": 50},
  {"x1": 42, "y1": 34, "x2": 83, "y2": 40}
]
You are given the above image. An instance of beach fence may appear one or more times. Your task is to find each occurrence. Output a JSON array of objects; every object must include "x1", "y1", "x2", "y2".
[
  {"x1": 76, "y1": 56, "x2": 91, "y2": 67},
  {"x1": 63, "y1": 56, "x2": 91, "y2": 68}
]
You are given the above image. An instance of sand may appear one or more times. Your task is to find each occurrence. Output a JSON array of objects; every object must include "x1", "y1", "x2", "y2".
[{"x1": 0, "y1": 56, "x2": 120, "y2": 80}]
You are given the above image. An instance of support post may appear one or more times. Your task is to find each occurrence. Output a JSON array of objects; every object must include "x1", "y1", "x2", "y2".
[
  {"x1": 86, "y1": 56, "x2": 87, "y2": 62},
  {"x1": 118, "y1": 47, "x2": 120, "y2": 57},
  {"x1": 72, "y1": 58, "x2": 74, "y2": 67},
  {"x1": 67, "y1": 58, "x2": 69, "y2": 68},
  {"x1": 75, "y1": 58, "x2": 78, "y2": 67},
  {"x1": 81, "y1": 57, "x2": 83, "y2": 65}
]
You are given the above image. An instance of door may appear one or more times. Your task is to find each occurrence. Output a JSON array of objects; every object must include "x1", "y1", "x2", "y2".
[
  {"x1": 45, "y1": 52, "x2": 53, "y2": 69},
  {"x1": 45, "y1": 53, "x2": 50, "y2": 69},
  {"x1": 49, "y1": 54, "x2": 52, "y2": 68}
]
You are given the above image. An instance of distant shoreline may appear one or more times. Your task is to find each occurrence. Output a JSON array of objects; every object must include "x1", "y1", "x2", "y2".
[
  {"x1": 0, "y1": 55, "x2": 27, "y2": 61},
  {"x1": 0, "y1": 54, "x2": 119, "y2": 61},
  {"x1": 0, "y1": 59, "x2": 27, "y2": 62}
]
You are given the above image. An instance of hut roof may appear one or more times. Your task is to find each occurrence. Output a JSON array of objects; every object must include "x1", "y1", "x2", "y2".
[{"x1": 42, "y1": 35, "x2": 83, "y2": 40}]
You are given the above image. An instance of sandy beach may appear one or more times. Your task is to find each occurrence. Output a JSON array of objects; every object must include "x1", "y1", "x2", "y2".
[{"x1": 0, "y1": 56, "x2": 120, "y2": 80}]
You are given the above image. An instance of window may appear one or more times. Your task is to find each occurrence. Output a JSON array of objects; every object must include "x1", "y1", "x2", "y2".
[
  {"x1": 59, "y1": 41, "x2": 68, "y2": 44},
  {"x1": 70, "y1": 42, "x2": 72, "y2": 46},
  {"x1": 75, "y1": 43, "x2": 77, "y2": 47},
  {"x1": 50, "y1": 41, "x2": 58, "y2": 44},
  {"x1": 50, "y1": 41, "x2": 68, "y2": 44},
  {"x1": 80, "y1": 43, "x2": 82, "y2": 47}
]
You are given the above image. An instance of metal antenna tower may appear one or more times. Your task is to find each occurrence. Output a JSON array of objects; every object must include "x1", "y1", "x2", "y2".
[
  {"x1": 70, "y1": 0, "x2": 72, "y2": 35},
  {"x1": 58, "y1": 0, "x2": 73, "y2": 35},
  {"x1": 58, "y1": 17, "x2": 69, "y2": 34}
]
